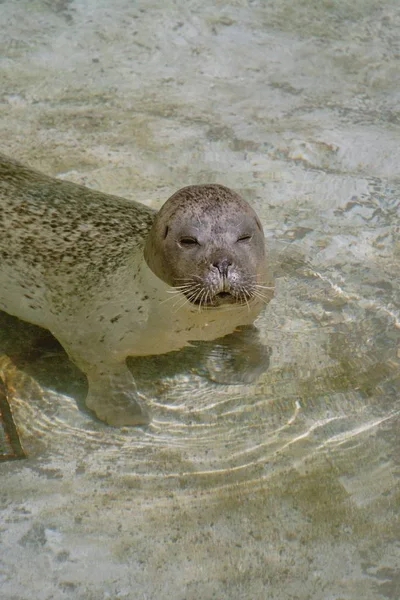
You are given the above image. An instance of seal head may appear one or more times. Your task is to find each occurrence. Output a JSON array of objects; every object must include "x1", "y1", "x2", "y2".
[{"x1": 144, "y1": 184, "x2": 267, "y2": 308}]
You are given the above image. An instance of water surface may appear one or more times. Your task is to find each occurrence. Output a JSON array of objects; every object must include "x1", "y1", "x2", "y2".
[{"x1": 0, "y1": 1, "x2": 399, "y2": 598}]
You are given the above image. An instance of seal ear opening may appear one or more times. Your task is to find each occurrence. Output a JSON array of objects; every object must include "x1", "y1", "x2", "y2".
[{"x1": 164, "y1": 226, "x2": 169, "y2": 239}]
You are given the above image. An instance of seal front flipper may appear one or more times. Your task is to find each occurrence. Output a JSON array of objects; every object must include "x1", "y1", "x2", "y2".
[
  {"x1": 85, "y1": 363, "x2": 150, "y2": 427},
  {"x1": 193, "y1": 325, "x2": 271, "y2": 385}
]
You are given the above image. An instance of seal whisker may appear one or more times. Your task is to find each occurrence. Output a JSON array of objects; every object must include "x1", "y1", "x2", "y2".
[
  {"x1": 197, "y1": 291, "x2": 203, "y2": 312},
  {"x1": 166, "y1": 287, "x2": 191, "y2": 296},
  {"x1": 175, "y1": 275, "x2": 204, "y2": 282},
  {"x1": 159, "y1": 291, "x2": 190, "y2": 305},
  {"x1": 252, "y1": 287, "x2": 270, "y2": 299},
  {"x1": 254, "y1": 284, "x2": 275, "y2": 291},
  {"x1": 172, "y1": 294, "x2": 192, "y2": 312},
  {"x1": 238, "y1": 286, "x2": 251, "y2": 312},
  {"x1": 242, "y1": 292, "x2": 250, "y2": 312},
  {"x1": 242, "y1": 286, "x2": 253, "y2": 298},
  {"x1": 160, "y1": 284, "x2": 201, "y2": 305},
  {"x1": 252, "y1": 290, "x2": 272, "y2": 304},
  {"x1": 201, "y1": 290, "x2": 208, "y2": 308},
  {"x1": 196, "y1": 290, "x2": 203, "y2": 312},
  {"x1": 167, "y1": 283, "x2": 200, "y2": 294},
  {"x1": 190, "y1": 287, "x2": 205, "y2": 307},
  {"x1": 199, "y1": 289, "x2": 209, "y2": 312},
  {"x1": 159, "y1": 295, "x2": 178, "y2": 305},
  {"x1": 175, "y1": 282, "x2": 202, "y2": 303},
  {"x1": 174, "y1": 279, "x2": 197, "y2": 284}
]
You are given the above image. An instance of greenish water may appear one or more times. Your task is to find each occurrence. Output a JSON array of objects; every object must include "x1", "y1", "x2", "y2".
[{"x1": 0, "y1": 0, "x2": 399, "y2": 598}]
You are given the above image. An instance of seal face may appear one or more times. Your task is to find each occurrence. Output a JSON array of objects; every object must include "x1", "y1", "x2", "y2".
[
  {"x1": 144, "y1": 185, "x2": 267, "y2": 309},
  {"x1": 0, "y1": 155, "x2": 273, "y2": 427}
]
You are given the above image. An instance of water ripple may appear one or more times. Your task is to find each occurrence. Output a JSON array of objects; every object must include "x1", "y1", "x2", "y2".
[{"x1": 1, "y1": 249, "x2": 399, "y2": 498}]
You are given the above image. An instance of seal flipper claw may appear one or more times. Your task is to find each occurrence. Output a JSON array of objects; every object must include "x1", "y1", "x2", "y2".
[{"x1": 85, "y1": 365, "x2": 150, "y2": 427}]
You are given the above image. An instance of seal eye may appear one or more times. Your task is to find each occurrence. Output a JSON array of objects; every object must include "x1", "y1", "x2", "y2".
[
  {"x1": 179, "y1": 237, "x2": 199, "y2": 247},
  {"x1": 237, "y1": 234, "x2": 252, "y2": 243}
]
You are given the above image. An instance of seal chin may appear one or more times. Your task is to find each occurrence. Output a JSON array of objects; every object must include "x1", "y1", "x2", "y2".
[
  {"x1": 212, "y1": 291, "x2": 238, "y2": 306},
  {"x1": 185, "y1": 290, "x2": 244, "y2": 309}
]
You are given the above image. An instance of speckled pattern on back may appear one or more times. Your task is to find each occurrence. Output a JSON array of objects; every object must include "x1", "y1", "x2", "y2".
[{"x1": 0, "y1": 154, "x2": 156, "y2": 300}]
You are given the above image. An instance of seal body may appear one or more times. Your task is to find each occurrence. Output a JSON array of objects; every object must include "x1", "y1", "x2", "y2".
[{"x1": 0, "y1": 154, "x2": 272, "y2": 425}]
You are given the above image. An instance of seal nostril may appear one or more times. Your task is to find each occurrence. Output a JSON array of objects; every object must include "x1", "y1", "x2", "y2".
[{"x1": 212, "y1": 258, "x2": 232, "y2": 277}]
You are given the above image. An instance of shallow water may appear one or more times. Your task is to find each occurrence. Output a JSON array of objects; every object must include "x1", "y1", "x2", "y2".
[{"x1": 0, "y1": 1, "x2": 399, "y2": 598}]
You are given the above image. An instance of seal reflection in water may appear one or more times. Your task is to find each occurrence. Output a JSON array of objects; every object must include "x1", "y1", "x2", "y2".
[{"x1": 0, "y1": 155, "x2": 273, "y2": 426}]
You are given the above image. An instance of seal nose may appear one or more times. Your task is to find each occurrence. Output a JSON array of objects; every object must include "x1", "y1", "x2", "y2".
[{"x1": 212, "y1": 257, "x2": 232, "y2": 277}]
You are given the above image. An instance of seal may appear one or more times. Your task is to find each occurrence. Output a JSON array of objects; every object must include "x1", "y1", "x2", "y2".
[{"x1": 0, "y1": 154, "x2": 273, "y2": 426}]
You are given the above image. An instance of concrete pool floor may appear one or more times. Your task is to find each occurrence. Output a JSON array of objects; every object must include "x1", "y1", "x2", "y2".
[{"x1": 0, "y1": 1, "x2": 399, "y2": 598}]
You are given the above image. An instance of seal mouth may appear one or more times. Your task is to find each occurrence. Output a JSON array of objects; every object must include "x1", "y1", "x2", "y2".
[{"x1": 188, "y1": 290, "x2": 238, "y2": 308}]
